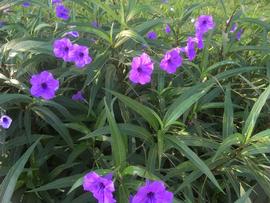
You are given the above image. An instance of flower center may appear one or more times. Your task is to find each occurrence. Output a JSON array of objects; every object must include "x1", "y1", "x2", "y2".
[
  {"x1": 202, "y1": 20, "x2": 207, "y2": 25},
  {"x1": 3, "y1": 117, "x2": 8, "y2": 123},
  {"x1": 147, "y1": 192, "x2": 155, "y2": 201},
  {"x1": 41, "y1": 82, "x2": 48, "y2": 89},
  {"x1": 64, "y1": 47, "x2": 69, "y2": 52},
  {"x1": 137, "y1": 67, "x2": 143, "y2": 72},
  {"x1": 79, "y1": 52, "x2": 84, "y2": 58},
  {"x1": 97, "y1": 182, "x2": 105, "y2": 193}
]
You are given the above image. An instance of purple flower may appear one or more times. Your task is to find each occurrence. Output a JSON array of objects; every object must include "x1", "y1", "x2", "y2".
[
  {"x1": 72, "y1": 91, "x2": 84, "y2": 101},
  {"x1": 184, "y1": 37, "x2": 196, "y2": 61},
  {"x1": 165, "y1": 24, "x2": 171, "y2": 34},
  {"x1": 128, "y1": 53, "x2": 154, "y2": 85},
  {"x1": 236, "y1": 29, "x2": 243, "y2": 41},
  {"x1": 0, "y1": 115, "x2": 12, "y2": 129},
  {"x1": 160, "y1": 49, "x2": 182, "y2": 74},
  {"x1": 53, "y1": 38, "x2": 73, "y2": 62},
  {"x1": 64, "y1": 31, "x2": 79, "y2": 38},
  {"x1": 52, "y1": 0, "x2": 62, "y2": 4},
  {"x1": 68, "y1": 44, "x2": 92, "y2": 68},
  {"x1": 131, "y1": 180, "x2": 173, "y2": 203},
  {"x1": 230, "y1": 23, "x2": 238, "y2": 33},
  {"x1": 22, "y1": 2, "x2": 31, "y2": 7},
  {"x1": 91, "y1": 21, "x2": 100, "y2": 28},
  {"x1": 195, "y1": 15, "x2": 215, "y2": 34},
  {"x1": 195, "y1": 32, "x2": 204, "y2": 50},
  {"x1": 30, "y1": 71, "x2": 59, "y2": 100},
  {"x1": 147, "y1": 31, "x2": 157, "y2": 40},
  {"x1": 83, "y1": 172, "x2": 116, "y2": 203},
  {"x1": 55, "y1": 5, "x2": 70, "y2": 21},
  {"x1": 162, "y1": 0, "x2": 169, "y2": 3}
]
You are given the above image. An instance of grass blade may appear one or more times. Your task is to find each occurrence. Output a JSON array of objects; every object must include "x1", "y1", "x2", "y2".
[{"x1": 0, "y1": 137, "x2": 43, "y2": 203}]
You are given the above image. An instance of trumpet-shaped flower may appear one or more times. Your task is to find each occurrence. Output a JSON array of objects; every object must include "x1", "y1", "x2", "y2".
[
  {"x1": 160, "y1": 49, "x2": 182, "y2": 74},
  {"x1": 83, "y1": 172, "x2": 116, "y2": 203},
  {"x1": 30, "y1": 71, "x2": 59, "y2": 100},
  {"x1": 55, "y1": 5, "x2": 70, "y2": 20},
  {"x1": 68, "y1": 44, "x2": 92, "y2": 68},
  {"x1": 129, "y1": 53, "x2": 154, "y2": 85},
  {"x1": 0, "y1": 115, "x2": 12, "y2": 129},
  {"x1": 53, "y1": 38, "x2": 73, "y2": 62},
  {"x1": 131, "y1": 180, "x2": 173, "y2": 203}
]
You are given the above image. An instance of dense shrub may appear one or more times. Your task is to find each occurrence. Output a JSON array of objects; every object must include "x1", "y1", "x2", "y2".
[{"x1": 0, "y1": 0, "x2": 270, "y2": 202}]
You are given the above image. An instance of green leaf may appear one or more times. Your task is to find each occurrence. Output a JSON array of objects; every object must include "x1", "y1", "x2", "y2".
[
  {"x1": 122, "y1": 166, "x2": 159, "y2": 180},
  {"x1": 79, "y1": 123, "x2": 153, "y2": 144},
  {"x1": 243, "y1": 85, "x2": 270, "y2": 142},
  {"x1": 0, "y1": 94, "x2": 32, "y2": 106},
  {"x1": 212, "y1": 133, "x2": 242, "y2": 162},
  {"x1": 108, "y1": 90, "x2": 161, "y2": 130},
  {"x1": 223, "y1": 84, "x2": 234, "y2": 138},
  {"x1": 32, "y1": 106, "x2": 73, "y2": 147},
  {"x1": 205, "y1": 60, "x2": 240, "y2": 74},
  {"x1": 164, "y1": 85, "x2": 212, "y2": 127},
  {"x1": 0, "y1": 137, "x2": 42, "y2": 203},
  {"x1": 234, "y1": 187, "x2": 253, "y2": 203},
  {"x1": 105, "y1": 99, "x2": 127, "y2": 168},
  {"x1": 114, "y1": 29, "x2": 148, "y2": 48},
  {"x1": 250, "y1": 129, "x2": 270, "y2": 141},
  {"x1": 167, "y1": 136, "x2": 223, "y2": 192},
  {"x1": 29, "y1": 174, "x2": 82, "y2": 192},
  {"x1": 71, "y1": 25, "x2": 111, "y2": 44}
]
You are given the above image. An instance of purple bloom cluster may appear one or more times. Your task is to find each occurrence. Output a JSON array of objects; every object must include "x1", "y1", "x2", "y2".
[
  {"x1": 227, "y1": 22, "x2": 243, "y2": 41},
  {"x1": 30, "y1": 71, "x2": 59, "y2": 100},
  {"x1": 53, "y1": 38, "x2": 92, "y2": 68},
  {"x1": 82, "y1": 171, "x2": 173, "y2": 203},
  {"x1": 0, "y1": 115, "x2": 12, "y2": 129},
  {"x1": 194, "y1": 15, "x2": 215, "y2": 50},
  {"x1": 83, "y1": 172, "x2": 116, "y2": 203},
  {"x1": 55, "y1": 4, "x2": 70, "y2": 20},
  {"x1": 129, "y1": 53, "x2": 154, "y2": 85},
  {"x1": 128, "y1": 15, "x2": 215, "y2": 84}
]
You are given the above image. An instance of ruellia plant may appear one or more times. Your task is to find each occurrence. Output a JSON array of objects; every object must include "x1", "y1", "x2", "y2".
[{"x1": 0, "y1": 0, "x2": 270, "y2": 202}]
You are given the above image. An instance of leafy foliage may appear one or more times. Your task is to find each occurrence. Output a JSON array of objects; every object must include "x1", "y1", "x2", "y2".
[{"x1": 0, "y1": 0, "x2": 270, "y2": 202}]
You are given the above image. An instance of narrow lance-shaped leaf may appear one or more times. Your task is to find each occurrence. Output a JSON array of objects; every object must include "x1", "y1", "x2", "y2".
[
  {"x1": 164, "y1": 85, "x2": 212, "y2": 127},
  {"x1": 0, "y1": 137, "x2": 43, "y2": 203},
  {"x1": 243, "y1": 85, "x2": 270, "y2": 143},
  {"x1": 223, "y1": 84, "x2": 234, "y2": 138},
  {"x1": 32, "y1": 106, "x2": 73, "y2": 147},
  {"x1": 108, "y1": 90, "x2": 162, "y2": 130},
  {"x1": 104, "y1": 99, "x2": 127, "y2": 168},
  {"x1": 212, "y1": 133, "x2": 243, "y2": 162},
  {"x1": 167, "y1": 136, "x2": 223, "y2": 192}
]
